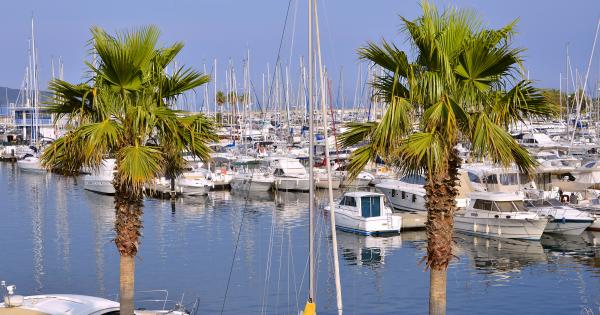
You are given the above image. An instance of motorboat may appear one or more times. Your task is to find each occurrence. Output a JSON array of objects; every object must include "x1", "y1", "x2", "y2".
[
  {"x1": 270, "y1": 158, "x2": 310, "y2": 192},
  {"x1": 230, "y1": 170, "x2": 275, "y2": 192},
  {"x1": 17, "y1": 156, "x2": 46, "y2": 173},
  {"x1": 326, "y1": 191, "x2": 401, "y2": 235},
  {"x1": 84, "y1": 159, "x2": 116, "y2": 195},
  {"x1": 176, "y1": 171, "x2": 213, "y2": 196},
  {"x1": 524, "y1": 198, "x2": 594, "y2": 235},
  {"x1": 375, "y1": 178, "x2": 426, "y2": 212},
  {"x1": 454, "y1": 192, "x2": 548, "y2": 240},
  {"x1": 0, "y1": 281, "x2": 193, "y2": 315}
]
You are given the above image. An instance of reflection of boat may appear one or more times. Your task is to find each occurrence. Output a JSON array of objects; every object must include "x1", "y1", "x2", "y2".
[
  {"x1": 455, "y1": 192, "x2": 548, "y2": 240},
  {"x1": 230, "y1": 190, "x2": 274, "y2": 202},
  {"x1": 541, "y1": 233, "x2": 600, "y2": 258},
  {"x1": 455, "y1": 233, "x2": 547, "y2": 273},
  {"x1": 336, "y1": 231, "x2": 426, "y2": 267},
  {"x1": 326, "y1": 192, "x2": 401, "y2": 235}
]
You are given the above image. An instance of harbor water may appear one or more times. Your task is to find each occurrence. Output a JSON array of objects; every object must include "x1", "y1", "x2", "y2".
[{"x1": 1, "y1": 162, "x2": 599, "y2": 314}]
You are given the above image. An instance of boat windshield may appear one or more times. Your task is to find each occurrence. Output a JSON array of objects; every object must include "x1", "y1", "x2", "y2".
[
  {"x1": 525, "y1": 199, "x2": 562, "y2": 208},
  {"x1": 361, "y1": 196, "x2": 381, "y2": 218},
  {"x1": 494, "y1": 200, "x2": 526, "y2": 212}
]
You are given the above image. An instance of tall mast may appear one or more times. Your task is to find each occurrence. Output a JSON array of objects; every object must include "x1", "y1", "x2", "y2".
[
  {"x1": 313, "y1": 0, "x2": 343, "y2": 312},
  {"x1": 307, "y1": 0, "x2": 316, "y2": 309}
]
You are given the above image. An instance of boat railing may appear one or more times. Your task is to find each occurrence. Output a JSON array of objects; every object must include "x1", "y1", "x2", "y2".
[{"x1": 109, "y1": 289, "x2": 199, "y2": 313}]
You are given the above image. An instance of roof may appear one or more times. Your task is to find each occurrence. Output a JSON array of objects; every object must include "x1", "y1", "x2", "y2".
[
  {"x1": 344, "y1": 191, "x2": 384, "y2": 198},
  {"x1": 469, "y1": 191, "x2": 523, "y2": 202}
]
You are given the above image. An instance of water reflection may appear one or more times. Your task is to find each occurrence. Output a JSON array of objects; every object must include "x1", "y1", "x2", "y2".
[
  {"x1": 21, "y1": 172, "x2": 47, "y2": 292},
  {"x1": 454, "y1": 232, "x2": 547, "y2": 284},
  {"x1": 337, "y1": 231, "x2": 426, "y2": 267},
  {"x1": 86, "y1": 191, "x2": 115, "y2": 295},
  {"x1": 55, "y1": 178, "x2": 71, "y2": 275}
]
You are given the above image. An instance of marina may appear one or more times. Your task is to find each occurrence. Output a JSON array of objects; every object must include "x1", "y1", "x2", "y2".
[
  {"x1": 0, "y1": 164, "x2": 599, "y2": 314},
  {"x1": 0, "y1": 0, "x2": 599, "y2": 314}
]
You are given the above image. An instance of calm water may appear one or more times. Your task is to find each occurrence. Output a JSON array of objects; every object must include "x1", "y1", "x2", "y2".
[{"x1": 1, "y1": 162, "x2": 599, "y2": 314}]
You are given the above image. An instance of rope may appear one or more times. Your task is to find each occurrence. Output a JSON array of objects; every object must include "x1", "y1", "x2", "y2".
[{"x1": 220, "y1": 167, "x2": 255, "y2": 314}]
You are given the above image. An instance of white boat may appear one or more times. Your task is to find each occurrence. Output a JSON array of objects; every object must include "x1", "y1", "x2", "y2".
[
  {"x1": 176, "y1": 171, "x2": 213, "y2": 196},
  {"x1": 84, "y1": 159, "x2": 116, "y2": 195},
  {"x1": 271, "y1": 158, "x2": 310, "y2": 192},
  {"x1": 376, "y1": 178, "x2": 426, "y2": 212},
  {"x1": 0, "y1": 281, "x2": 192, "y2": 315},
  {"x1": 454, "y1": 192, "x2": 548, "y2": 240},
  {"x1": 17, "y1": 156, "x2": 45, "y2": 173},
  {"x1": 524, "y1": 199, "x2": 594, "y2": 235},
  {"x1": 326, "y1": 191, "x2": 401, "y2": 235},
  {"x1": 230, "y1": 170, "x2": 274, "y2": 192},
  {"x1": 314, "y1": 168, "x2": 342, "y2": 189}
]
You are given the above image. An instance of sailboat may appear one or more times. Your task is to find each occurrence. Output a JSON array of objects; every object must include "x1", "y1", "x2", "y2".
[{"x1": 16, "y1": 18, "x2": 45, "y2": 173}]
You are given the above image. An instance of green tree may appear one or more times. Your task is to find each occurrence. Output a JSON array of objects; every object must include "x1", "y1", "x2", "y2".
[
  {"x1": 339, "y1": 3, "x2": 556, "y2": 314},
  {"x1": 41, "y1": 26, "x2": 217, "y2": 314}
]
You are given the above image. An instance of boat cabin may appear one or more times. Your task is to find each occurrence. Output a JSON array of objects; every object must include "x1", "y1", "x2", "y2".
[
  {"x1": 469, "y1": 192, "x2": 527, "y2": 213},
  {"x1": 339, "y1": 192, "x2": 386, "y2": 218}
]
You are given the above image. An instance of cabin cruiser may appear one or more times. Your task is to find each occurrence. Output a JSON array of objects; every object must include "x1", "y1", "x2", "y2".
[
  {"x1": 524, "y1": 199, "x2": 594, "y2": 235},
  {"x1": 84, "y1": 159, "x2": 116, "y2": 195},
  {"x1": 270, "y1": 158, "x2": 310, "y2": 192},
  {"x1": 17, "y1": 156, "x2": 45, "y2": 173},
  {"x1": 0, "y1": 145, "x2": 35, "y2": 160},
  {"x1": 0, "y1": 281, "x2": 193, "y2": 314},
  {"x1": 454, "y1": 192, "x2": 548, "y2": 240},
  {"x1": 376, "y1": 178, "x2": 426, "y2": 212},
  {"x1": 326, "y1": 192, "x2": 401, "y2": 235}
]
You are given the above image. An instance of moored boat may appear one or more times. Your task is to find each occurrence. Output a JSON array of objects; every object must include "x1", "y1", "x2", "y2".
[{"x1": 326, "y1": 191, "x2": 401, "y2": 235}]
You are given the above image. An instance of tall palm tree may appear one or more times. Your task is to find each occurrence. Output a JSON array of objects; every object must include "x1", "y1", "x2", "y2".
[
  {"x1": 339, "y1": 2, "x2": 556, "y2": 314},
  {"x1": 41, "y1": 26, "x2": 217, "y2": 315}
]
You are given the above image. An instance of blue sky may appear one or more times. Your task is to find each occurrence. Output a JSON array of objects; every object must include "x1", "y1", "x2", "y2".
[{"x1": 0, "y1": 0, "x2": 598, "y2": 102}]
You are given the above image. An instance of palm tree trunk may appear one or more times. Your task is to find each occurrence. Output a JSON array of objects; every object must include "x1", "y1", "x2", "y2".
[
  {"x1": 114, "y1": 179, "x2": 144, "y2": 315},
  {"x1": 424, "y1": 149, "x2": 460, "y2": 315},
  {"x1": 120, "y1": 255, "x2": 135, "y2": 315}
]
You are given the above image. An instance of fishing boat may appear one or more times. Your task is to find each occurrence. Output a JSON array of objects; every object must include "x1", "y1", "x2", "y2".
[
  {"x1": 524, "y1": 198, "x2": 594, "y2": 235},
  {"x1": 454, "y1": 192, "x2": 548, "y2": 240},
  {"x1": 326, "y1": 192, "x2": 401, "y2": 235},
  {"x1": 176, "y1": 170, "x2": 213, "y2": 196},
  {"x1": 84, "y1": 159, "x2": 116, "y2": 195}
]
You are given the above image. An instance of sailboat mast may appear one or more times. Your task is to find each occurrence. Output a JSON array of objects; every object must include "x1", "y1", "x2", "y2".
[
  {"x1": 307, "y1": 0, "x2": 316, "y2": 306},
  {"x1": 313, "y1": 0, "x2": 343, "y2": 311}
]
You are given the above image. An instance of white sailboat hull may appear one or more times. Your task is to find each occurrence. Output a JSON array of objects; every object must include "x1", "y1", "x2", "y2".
[{"x1": 17, "y1": 157, "x2": 45, "y2": 173}]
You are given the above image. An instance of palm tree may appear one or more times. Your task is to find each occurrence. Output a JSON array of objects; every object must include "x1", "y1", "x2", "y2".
[
  {"x1": 41, "y1": 26, "x2": 217, "y2": 315},
  {"x1": 339, "y1": 2, "x2": 556, "y2": 314}
]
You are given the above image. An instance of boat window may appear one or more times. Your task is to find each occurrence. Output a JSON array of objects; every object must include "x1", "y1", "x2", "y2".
[
  {"x1": 361, "y1": 196, "x2": 381, "y2": 218},
  {"x1": 468, "y1": 172, "x2": 481, "y2": 183},
  {"x1": 473, "y1": 199, "x2": 493, "y2": 211},
  {"x1": 391, "y1": 189, "x2": 396, "y2": 197},
  {"x1": 499, "y1": 174, "x2": 519, "y2": 185},
  {"x1": 485, "y1": 174, "x2": 498, "y2": 184},
  {"x1": 401, "y1": 191, "x2": 406, "y2": 199},
  {"x1": 346, "y1": 197, "x2": 357, "y2": 207},
  {"x1": 546, "y1": 199, "x2": 562, "y2": 207},
  {"x1": 494, "y1": 201, "x2": 526, "y2": 212},
  {"x1": 412, "y1": 194, "x2": 417, "y2": 203},
  {"x1": 274, "y1": 168, "x2": 284, "y2": 176},
  {"x1": 339, "y1": 197, "x2": 347, "y2": 206}
]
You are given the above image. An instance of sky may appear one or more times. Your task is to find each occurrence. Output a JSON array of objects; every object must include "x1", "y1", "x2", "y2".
[{"x1": 0, "y1": 0, "x2": 598, "y2": 105}]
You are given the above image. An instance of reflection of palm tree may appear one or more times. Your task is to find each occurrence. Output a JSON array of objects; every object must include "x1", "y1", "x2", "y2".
[
  {"x1": 339, "y1": 2, "x2": 556, "y2": 314},
  {"x1": 41, "y1": 26, "x2": 217, "y2": 314},
  {"x1": 87, "y1": 192, "x2": 116, "y2": 296}
]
